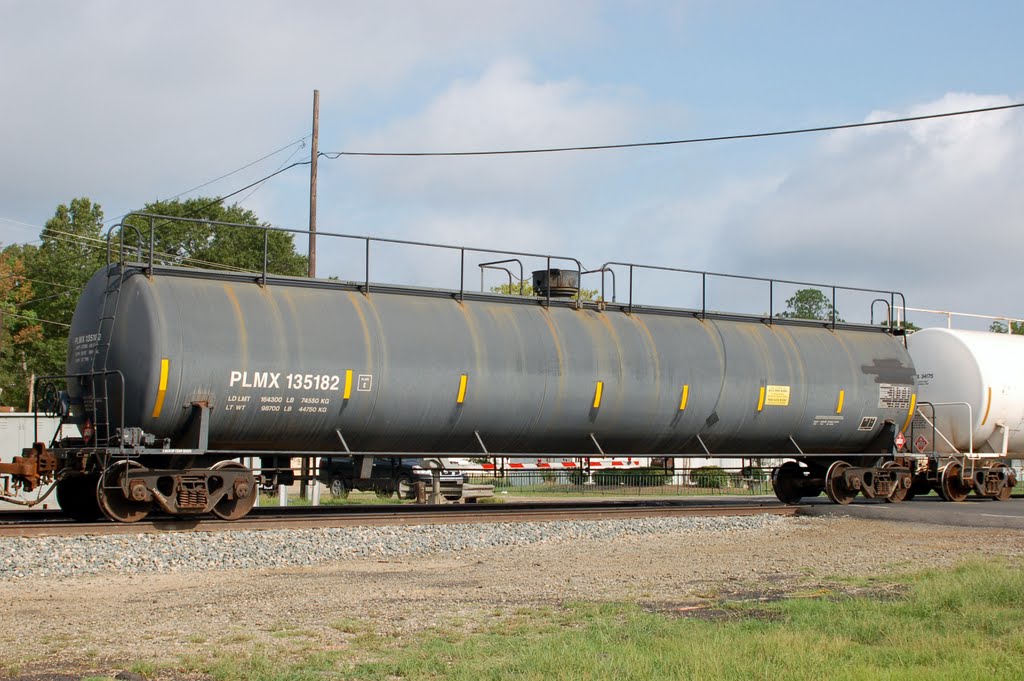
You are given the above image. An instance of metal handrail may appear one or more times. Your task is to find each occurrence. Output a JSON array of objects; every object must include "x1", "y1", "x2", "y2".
[
  {"x1": 110, "y1": 213, "x2": 906, "y2": 329},
  {"x1": 479, "y1": 258, "x2": 525, "y2": 295},
  {"x1": 870, "y1": 298, "x2": 892, "y2": 327},
  {"x1": 107, "y1": 224, "x2": 144, "y2": 267},
  {"x1": 114, "y1": 213, "x2": 583, "y2": 303},
  {"x1": 583, "y1": 266, "x2": 616, "y2": 303},
  {"x1": 895, "y1": 305, "x2": 1024, "y2": 332},
  {"x1": 599, "y1": 260, "x2": 905, "y2": 326}
]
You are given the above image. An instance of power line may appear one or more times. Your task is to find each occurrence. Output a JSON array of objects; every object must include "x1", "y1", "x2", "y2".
[
  {"x1": 38, "y1": 229, "x2": 255, "y2": 273},
  {"x1": 185, "y1": 161, "x2": 312, "y2": 210},
  {"x1": 9, "y1": 276, "x2": 79, "y2": 291},
  {"x1": 0, "y1": 245, "x2": 104, "y2": 284},
  {"x1": 0, "y1": 216, "x2": 46, "y2": 234},
  {"x1": 167, "y1": 137, "x2": 308, "y2": 199},
  {"x1": 0, "y1": 310, "x2": 70, "y2": 328},
  {"x1": 321, "y1": 102, "x2": 1024, "y2": 158},
  {"x1": 17, "y1": 290, "x2": 74, "y2": 307},
  {"x1": 116, "y1": 160, "x2": 313, "y2": 241},
  {"x1": 235, "y1": 143, "x2": 309, "y2": 206},
  {"x1": 104, "y1": 136, "x2": 310, "y2": 225}
]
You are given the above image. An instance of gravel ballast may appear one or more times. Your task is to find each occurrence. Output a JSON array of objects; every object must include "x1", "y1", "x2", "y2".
[{"x1": 1, "y1": 514, "x2": 785, "y2": 580}]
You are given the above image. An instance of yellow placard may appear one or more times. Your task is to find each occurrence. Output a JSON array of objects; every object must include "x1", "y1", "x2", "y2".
[{"x1": 764, "y1": 384, "x2": 791, "y2": 407}]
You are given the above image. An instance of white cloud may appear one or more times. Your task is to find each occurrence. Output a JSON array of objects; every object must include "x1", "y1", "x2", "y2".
[
  {"x1": 0, "y1": 1, "x2": 599, "y2": 224},
  {"x1": 674, "y1": 92, "x2": 1024, "y2": 320},
  {"x1": 319, "y1": 56, "x2": 651, "y2": 276},
  {"x1": 348, "y1": 58, "x2": 644, "y2": 204}
]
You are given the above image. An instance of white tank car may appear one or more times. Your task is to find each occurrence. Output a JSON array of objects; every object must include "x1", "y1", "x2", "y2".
[{"x1": 906, "y1": 328, "x2": 1024, "y2": 455}]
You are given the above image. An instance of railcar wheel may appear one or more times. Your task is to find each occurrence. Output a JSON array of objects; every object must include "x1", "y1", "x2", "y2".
[
  {"x1": 97, "y1": 461, "x2": 151, "y2": 523},
  {"x1": 938, "y1": 462, "x2": 971, "y2": 503},
  {"x1": 883, "y1": 462, "x2": 909, "y2": 503},
  {"x1": 56, "y1": 472, "x2": 102, "y2": 521},
  {"x1": 993, "y1": 463, "x2": 1015, "y2": 502},
  {"x1": 824, "y1": 461, "x2": 857, "y2": 505},
  {"x1": 771, "y1": 461, "x2": 805, "y2": 504},
  {"x1": 210, "y1": 461, "x2": 257, "y2": 521}
]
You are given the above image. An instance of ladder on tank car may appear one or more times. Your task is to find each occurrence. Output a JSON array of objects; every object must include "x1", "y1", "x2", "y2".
[{"x1": 88, "y1": 231, "x2": 141, "y2": 473}]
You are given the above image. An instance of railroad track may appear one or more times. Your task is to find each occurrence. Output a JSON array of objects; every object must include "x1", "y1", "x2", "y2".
[{"x1": 0, "y1": 499, "x2": 798, "y2": 537}]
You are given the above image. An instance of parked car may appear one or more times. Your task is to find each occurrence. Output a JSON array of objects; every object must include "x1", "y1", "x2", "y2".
[{"x1": 319, "y1": 456, "x2": 465, "y2": 501}]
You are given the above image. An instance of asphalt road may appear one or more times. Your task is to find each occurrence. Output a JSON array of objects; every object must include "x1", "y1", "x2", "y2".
[{"x1": 799, "y1": 495, "x2": 1024, "y2": 529}]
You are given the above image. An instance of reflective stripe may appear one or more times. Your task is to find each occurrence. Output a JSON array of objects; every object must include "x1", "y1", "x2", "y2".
[
  {"x1": 592, "y1": 381, "x2": 604, "y2": 409},
  {"x1": 679, "y1": 385, "x2": 689, "y2": 411},
  {"x1": 457, "y1": 374, "x2": 468, "y2": 404},
  {"x1": 151, "y1": 358, "x2": 169, "y2": 418},
  {"x1": 836, "y1": 389, "x2": 845, "y2": 415},
  {"x1": 981, "y1": 387, "x2": 992, "y2": 426},
  {"x1": 343, "y1": 370, "x2": 353, "y2": 400},
  {"x1": 757, "y1": 386, "x2": 766, "y2": 412},
  {"x1": 901, "y1": 393, "x2": 917, "y2": 433}
]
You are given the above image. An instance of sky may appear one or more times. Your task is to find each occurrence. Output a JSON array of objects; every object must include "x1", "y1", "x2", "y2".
[{"x1": 1, "y1": 0, "x2": 1022, "y2": 329}]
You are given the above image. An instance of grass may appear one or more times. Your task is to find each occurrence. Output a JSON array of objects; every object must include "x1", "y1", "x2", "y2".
[{"x1": 166, "y1": 559, "x2": 1022, "y2": 681}]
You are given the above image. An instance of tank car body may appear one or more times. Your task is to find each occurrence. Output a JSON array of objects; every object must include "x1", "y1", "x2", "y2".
[
  {"x1": 907, "y1": 328, "x2": 1024, "y2": 453},
  {"x1": 903, "y1": 328, "x2": 1021, "y2": 500},
  {"x1": 65, "y1": 265, "x2": 916, "y2": 458}
]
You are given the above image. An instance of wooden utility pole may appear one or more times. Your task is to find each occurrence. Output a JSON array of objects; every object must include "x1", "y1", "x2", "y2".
[
  {"x1": 308, "y1": 89, "x2": 319, "y2": 278},
  {"x1": 302, "y1": 90, "x2": 320, "y2": 501}
]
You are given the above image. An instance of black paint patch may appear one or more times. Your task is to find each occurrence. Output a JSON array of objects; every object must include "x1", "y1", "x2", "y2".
[
  {"x1": 861, "y1": 358, "x2": 915, "y2": 384},
  {"x1": 704, "y1": 411, "x2": 720, "y2": 429}
]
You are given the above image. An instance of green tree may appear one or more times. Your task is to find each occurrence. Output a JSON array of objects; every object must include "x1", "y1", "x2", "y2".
[
  {"x1": 122, "y1": 198, "x2": 307, "y2": 276},
  {"x1": 490, "y1": 282, "x2": 599, "y2": 300},
  {"x1": 778, "y1": 288, "x2": 842, "y2": 322},
  {"x1": 17, "y1": 198, "x2": 108, "y2": 402},
  {"x1": 0, "y1": 246, "x2": 44, "y2": 408},
  {"x1": 989, "y1": 320, "x2": 1024, "y2": 334},
  {"x1": 883, "y1": 320, "x2": 920, "y2": 332}
]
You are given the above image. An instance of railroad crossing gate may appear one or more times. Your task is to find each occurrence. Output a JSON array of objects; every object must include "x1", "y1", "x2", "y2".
[{"x1": 915, "y1": 435, "x2": 929, "y2": 453}]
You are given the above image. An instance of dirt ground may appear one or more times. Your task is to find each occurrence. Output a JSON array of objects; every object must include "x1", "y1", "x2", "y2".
[{"x1": 1, "y1": 515, "x2": 1022, "y2": 680}]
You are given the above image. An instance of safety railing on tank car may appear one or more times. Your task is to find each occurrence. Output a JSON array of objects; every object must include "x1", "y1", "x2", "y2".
[
  {"x1": 596, "y1": 261, "x2": 907, "y2": 330},
  {"x1": 108, "y1": 214, "x2": 907, "y2": 326},
  {"x1": 109, "y1": 214, "x2": 584, "y2": 309}
]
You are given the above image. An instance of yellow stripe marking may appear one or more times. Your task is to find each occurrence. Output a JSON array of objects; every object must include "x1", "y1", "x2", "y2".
[
  {"x1": 757, "y1": 386, "x2": 766, "y2": 412},
  {"x1": 343, "y1": 370, "x2": 353, "y2": 400},
  {"x1": 457, "y1": 374, "x2": 468, "y2": 404},
  {"x1": 981, "y1": 387, "x2": 992, "y2": 426},
  {"x1": 151, "y1": 358, "x2": 169, "y2": 418},
  {"x1": 679, "y1": 384, "x2": 689, "y2": 411},
  {"x1": 836, "y1": 389, "x2": 845, "y2": 415},
  {"x1": 901, "y1": 393, "x2": 917, "y2": 433},
  {"x1": 592, "y1": 381, "x2": 604, "y2": 409}
]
